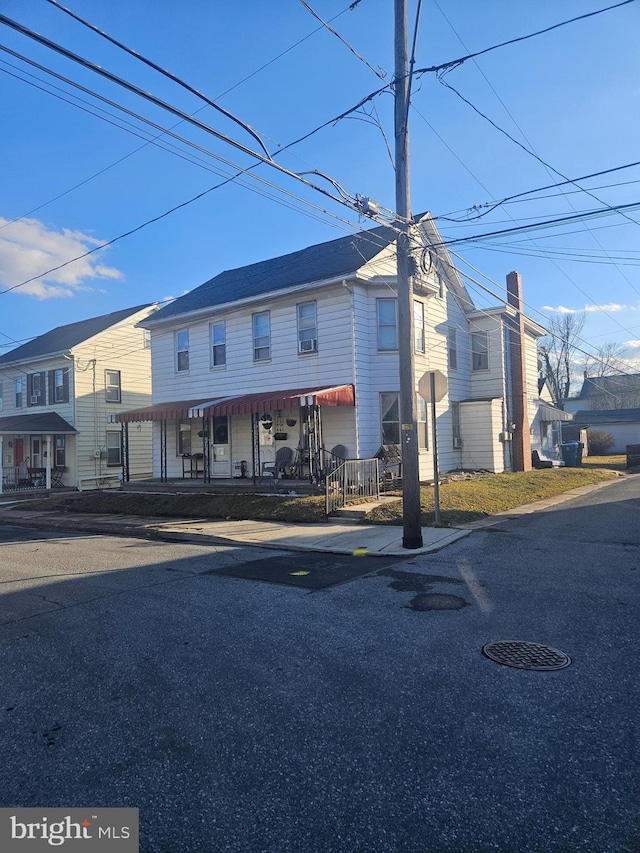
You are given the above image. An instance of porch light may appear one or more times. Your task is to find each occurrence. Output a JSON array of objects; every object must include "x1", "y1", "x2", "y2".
[{"x1": 260, "y1": 414, "x2": 273, "y2": 430}]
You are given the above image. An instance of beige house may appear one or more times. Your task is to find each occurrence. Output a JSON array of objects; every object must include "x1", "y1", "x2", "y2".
[{"x1": 0, "y1": 304, "x2": 157, "y2": 493}]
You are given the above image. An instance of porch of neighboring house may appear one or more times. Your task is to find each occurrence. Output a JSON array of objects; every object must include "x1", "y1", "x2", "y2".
[
  {"x1": 111, "y1": 385, "x2": 381, "y2": 510},
  {"x1": 0, "y1": 413, "x2": 76, "y2": 494}
]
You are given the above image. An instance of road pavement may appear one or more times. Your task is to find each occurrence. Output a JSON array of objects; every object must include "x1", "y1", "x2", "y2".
[{"x1": 0, "y1": 475, "x2": 638, "y2": 852}]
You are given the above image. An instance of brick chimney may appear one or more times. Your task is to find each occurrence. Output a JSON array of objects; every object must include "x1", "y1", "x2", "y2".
[{"x1": 506, "y1": 271, "x2": 532, "y2": 472}]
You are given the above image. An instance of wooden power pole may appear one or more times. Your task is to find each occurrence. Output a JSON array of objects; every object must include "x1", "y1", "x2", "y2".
[{"x1": 394, "y1": 0, "x2": 423, "y2": 549}]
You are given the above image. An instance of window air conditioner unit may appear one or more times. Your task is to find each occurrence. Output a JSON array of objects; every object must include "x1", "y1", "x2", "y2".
[
  {"x1": 30, "y1": 394, "x2": 40, "y2": 404},
  {"x1": 453, "y1": 437, "x2": 463, "y2": 449},
  {"x1": 299, "y1": 338, "x2": 317, "y2": 353}
]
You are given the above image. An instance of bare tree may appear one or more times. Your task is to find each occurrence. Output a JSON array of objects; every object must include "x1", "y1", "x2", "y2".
[
  {"x1": 538, "y1": 313, "x2": 586, "y2": 407},
  {"x1": 583, "y1": 341, "x2": 627, "y2": 378}
]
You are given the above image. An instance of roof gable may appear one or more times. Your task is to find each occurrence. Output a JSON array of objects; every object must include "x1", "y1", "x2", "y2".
[
  {"x1": 578, "y1": 374, "x2": 640, "y2": 399},
  {"x1": 0, "y1": 305, "x2": 151, "y2": 365}
]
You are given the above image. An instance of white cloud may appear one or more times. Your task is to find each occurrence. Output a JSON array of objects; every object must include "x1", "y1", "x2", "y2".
[
  {"x1": 625, "y1": 340, "x2": 640, "y2": 349},
  {"x1": 0, "y1": 216, "x2": 124, "y2": 299},
  {"x1": 542, "y1": 303, "x2": 631, "y2": 314}
]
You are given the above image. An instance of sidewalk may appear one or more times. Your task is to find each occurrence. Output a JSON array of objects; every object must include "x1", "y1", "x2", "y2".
[{"x1": 0, "y1": 478, "x2": 621, "y2": 556}]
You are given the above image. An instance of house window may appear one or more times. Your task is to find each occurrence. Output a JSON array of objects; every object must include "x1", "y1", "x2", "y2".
[
  {"x1": 175, "y1": 330, "x2": 189, "y2": 372},
  {"x1": 27, "y1": 372, "x2": 45, "y2": 407},
  {"x1": 210, "y1": 322, "x2": 226, "y2": 367},
  {"x1": 380, "y1": 392, "x2": 400, "y2": 444},
  {"x1": 448, "y1": 327, "x2": 457, "y2": 370},
  {"x1": 106, "y1": 431, "x2": 121, "y2": 466},
  {"x1": 143, "y1": 329, "x2": 151, "y2": 349},
  {"x1": 414, "y1": 301, "x2": 425, "y2": 353},
  {"x1": 15, "y1": 377, "x2": 23, "y2": 408},
  {"x1": 377, "y1": 298, "x2": 398, "y2": 351},
  {"x1": 253, "y1": 311, "x2": 270, "y2": 361},
  {"x1": 48, "y1": 368, "x2": 69, "y2": 404},
  {"x1": 417, "y1": 395, "x2": 428, "y2": 449},
  {"x1": 452, "y1": 402, "x2": 462, "y2": 449},
  {"x1": 54, "y1": 435, "x2": 66, "y2": 467},
  {"x1": 105, "y1": 370, "x2": 122, "y2": 403},
  {"x1": 297, "y1": 301, "x2": 317, "y2": 354},
  {"x1": 177, "y1": 419, "x2": 191, "y2": 455},
  {"x1": 471, "y1": 331, "x2": 489, "y2": 371}
]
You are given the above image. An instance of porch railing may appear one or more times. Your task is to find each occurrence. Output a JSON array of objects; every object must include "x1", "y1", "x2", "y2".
[
  {"x1": 1, "y1": 466, "x2": 47, "y2": 492},
  {"x1": 325, "y1": 458, "x2": 379, "y2": 516}
]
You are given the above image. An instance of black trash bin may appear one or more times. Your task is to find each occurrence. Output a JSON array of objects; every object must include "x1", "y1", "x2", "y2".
[{"x1": 560, "y1": 441, "x2": 579, "y2": 467}]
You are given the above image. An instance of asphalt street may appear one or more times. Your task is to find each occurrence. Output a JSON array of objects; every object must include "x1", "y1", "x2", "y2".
[{"x1": 0, "y1": 476, "x2": 638, "y2": 852}]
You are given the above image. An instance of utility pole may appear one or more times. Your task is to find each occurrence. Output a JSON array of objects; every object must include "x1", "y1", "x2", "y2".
[{"x1": 394, "y1": 0, "x2": 423, "y2": 549}]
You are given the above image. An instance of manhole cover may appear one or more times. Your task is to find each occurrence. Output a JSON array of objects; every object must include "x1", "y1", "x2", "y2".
[{"x1": 482, "y1": 640, "x2": 571, "y2": 671}]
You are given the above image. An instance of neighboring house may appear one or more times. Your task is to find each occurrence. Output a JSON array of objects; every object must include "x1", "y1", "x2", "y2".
[
  {"x1": 114, "y1": 214, "x2": 546, "y2": 482},
  {"x1": 532, "y1": 377, "x2": 573, "y2": 459},
  {"x1": 567, "y1": 408, "x2": 640, "y2": 454},
  {"x1": 564, "y1": 373, "x2": 640, "y2": 413},
  {"x1": 0, "y1": 305, "x2": 157, "y2": 492}
]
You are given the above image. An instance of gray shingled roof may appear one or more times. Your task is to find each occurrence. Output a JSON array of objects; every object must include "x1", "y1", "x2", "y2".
[
  {"x1": 0, "y1": 305, "x2": 151, "y2": 365},
  {"x1": 577, "y1": 374, "x2": 640, "y2": 399},
  {"x1": 0, "y1": 412, "x2": 77, "y2": 434},
  {"x1": 147, "y1": 222, "x2": 400, "y2": 323},
  {"x1": 572, "y1": 408, "x2": 640, "y2": 424}
]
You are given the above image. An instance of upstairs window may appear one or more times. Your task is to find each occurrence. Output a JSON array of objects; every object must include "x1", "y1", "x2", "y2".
[
  {"x1": 15, "y1": 377, "x2": 22, "y2": 408},
  {"x1": 414, "y1": 301, "x2": 425, "y2": 353},
  {"x1": 27, "y1": 372, "x2": 45, "y2": 407},
  {"x1": 49, "y1": 368, "x2": 70, "y2": 404},
  {"x1": 297, "y1": 301, "x2": 317, "y2": 354},
  {"x1": 448, "y1": 327, "x2": 457, "y2": 370},
  {"x1": 253, "y1": 311, "x2": 270, "y2": 361},
  {"x1": 105, "y1": 370, "x2": 122, "y2": 403},
  {"x1": 175, "y1": 330, "x2": 189, "y2": 372},
  {"x1": 377, "y1": 298, "x2": 398, "y2": 351},
  {"x1": 471, "y1": 331, "x2": 489, "y2": 371},
  {"x1": 210, "y1": 322, "x2": 226, "y2": 367}
]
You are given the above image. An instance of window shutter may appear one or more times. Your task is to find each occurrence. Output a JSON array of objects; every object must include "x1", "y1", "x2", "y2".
[
  {"x1": 48, "y1": 371, "x2": 55, "y2": 405},
  {"x1": 62, "y1": 368, "x2": 69, "y2": 403},
  {"x1": 26, "y1": 374, "x2": 33, "y2": 407}
]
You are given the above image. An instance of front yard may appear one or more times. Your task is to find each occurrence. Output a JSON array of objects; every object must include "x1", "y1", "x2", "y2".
[{"x1": 12, "y1": 465, "x2": 622, "y2": 527}]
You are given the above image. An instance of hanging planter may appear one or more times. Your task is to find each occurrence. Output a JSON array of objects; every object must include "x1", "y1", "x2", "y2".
[{"x1": 286, "y1": 417, "x2": 297, "y2": 427}]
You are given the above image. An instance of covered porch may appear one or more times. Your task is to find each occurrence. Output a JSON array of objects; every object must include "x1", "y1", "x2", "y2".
[
  {"x1": 111, "y1": 384, "x2": 357, "y2": 487},
  {"x1": 0, "y1": 412, "x2": 76, "y2": 494}
]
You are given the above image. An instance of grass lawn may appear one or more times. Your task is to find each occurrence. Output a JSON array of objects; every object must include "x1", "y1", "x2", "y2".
[{"x1": 12, "y1": 465, "x2": 621, "y2": 527}]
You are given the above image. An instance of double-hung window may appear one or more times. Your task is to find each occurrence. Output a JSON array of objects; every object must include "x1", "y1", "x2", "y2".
[
  {"x1": 380, "y1": 392, "x2": 400, "y2": 444},
  {"x1": 448, "y1": 327, "x2": 458, "y2": 370},
  {"x1": 105, "y1": 370, "x2": 121, "y2": 403},
  {"x1": 106, "y1": 432, "x2": 122, "y2": 466},
  {"x1": 452, "y1": 402, "x2": 462, "y2": 449},
  {"x1": 471, "y1": 331, "x2": 489, "y2": 371},
  {"x1": 54, "y1": 369, "x2": 66, "y2": 402},
  {"x1": 417, "y1": 395, "x2": 428, "y2": 449},
  {"x1": 210, "y1": 322, "x2": 226, "y2": 367},
  {"x1": 176, "y1": 330, "x2": 189, "y2": 372},
  {"x1": 15, "y1": 377, "x2": 23, "y2": 408},
  {"x1": 253, "y1": 311, "x2": 270, "y2": 361},
  {"x1": 27, "y1": 372, "x2": 45, "y2": 407},
  {"x1": 297, "y1": 301, "x2": 317, "y2": 354},
  {"x1": 414, "y1": 301, "x2": 425, "y2": 353},
  {"x1": 377, "y1": 298, "x2": 398, "y2": 351}
]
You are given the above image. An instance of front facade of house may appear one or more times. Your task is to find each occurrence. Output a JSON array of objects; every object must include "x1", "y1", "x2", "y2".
[
  {"x1": 0, "y1": 305, "x2": 156, "y2": 492},
  {"x1": 118, "y1": 215, "x2": 545, "y2": 483}
]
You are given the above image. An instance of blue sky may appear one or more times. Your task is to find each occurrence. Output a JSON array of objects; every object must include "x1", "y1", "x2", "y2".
[{"x1": 1, "y1": 0, "x2": 640, "y2": 371}]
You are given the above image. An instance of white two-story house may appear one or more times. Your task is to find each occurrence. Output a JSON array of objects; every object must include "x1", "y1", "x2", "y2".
[
  {"x1": 113, "y1": 214, "x2": 545, "y2": 483},
  {"x1": 0, "y1": 304, "x2": 157, "y2": 492}
]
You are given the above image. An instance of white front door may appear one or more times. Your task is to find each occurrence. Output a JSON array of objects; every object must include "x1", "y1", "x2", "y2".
[{"x1": 211, "y1": 416, "x2": 231, "y2": 477}]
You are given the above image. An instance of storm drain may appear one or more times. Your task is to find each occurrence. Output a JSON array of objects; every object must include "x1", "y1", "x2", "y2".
[{"x1": 482, "y1": 640, "x2": 571, "y2": 671}]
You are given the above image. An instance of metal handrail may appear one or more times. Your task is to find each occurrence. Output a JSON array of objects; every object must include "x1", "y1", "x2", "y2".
[{"x1": 325, "y1": 458, "x2": 379, "y2": 515}]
